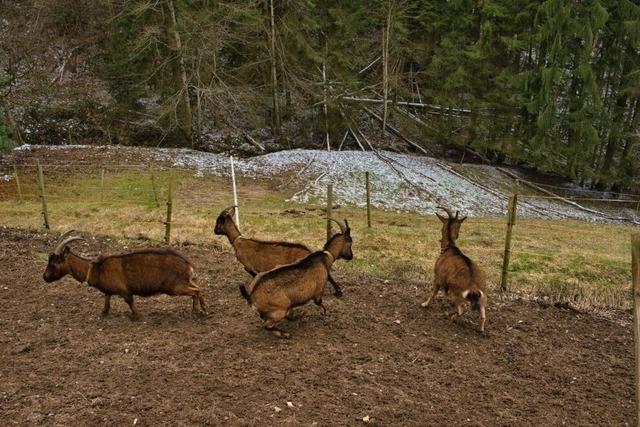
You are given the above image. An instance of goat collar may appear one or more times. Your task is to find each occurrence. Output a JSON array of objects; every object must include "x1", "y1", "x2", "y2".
[
  {"x1": 231, "y1": 235, "x2": 243, "y2": 245},
  {"x1": 323, "y1": 250, "x2": 335, "y2": 263},
  {"x1": 440, "y1": 244, "x2": 455, "y2": 254}
]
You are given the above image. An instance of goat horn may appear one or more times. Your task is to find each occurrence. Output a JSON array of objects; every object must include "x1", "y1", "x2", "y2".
[
  {"x1": 326, "y1": 217, "x2": 345, "y2": 234},
  {"x1": 436, "y1": 206, "x2": 455, "y2": 218},
  {"x1": 54, "y1": 236, "x2": 86, "y2": 255},
  {"x1": 222, "y1": 205, "x2": 237, "y2": 216},
  {"x1": 455, "y1": 211, "x2": 459, "y2": 219},
  {"x1": 55, "y1": 229, "x2": 75, "y2": 243},
  {"x1": 343, "y1": 218, "x2": 350, "y2": 230}
]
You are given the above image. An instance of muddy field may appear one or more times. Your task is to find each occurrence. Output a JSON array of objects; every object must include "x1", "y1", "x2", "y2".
[{"x1": 0, "y1": 227, "x2": 634, "y2": 426}]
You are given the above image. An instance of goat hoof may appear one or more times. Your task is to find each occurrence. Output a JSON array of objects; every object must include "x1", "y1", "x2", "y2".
[
  {"x1": 334, "y1": 290, "x2": 343, "y2": 298},
  {"x1": 100, "y1": 311, "x2": 109, "y2": 318}
]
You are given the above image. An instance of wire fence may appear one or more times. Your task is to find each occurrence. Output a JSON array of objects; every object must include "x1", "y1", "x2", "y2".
[{"x1": 0, "y1": 158, "x2": 633, "y2": 309}]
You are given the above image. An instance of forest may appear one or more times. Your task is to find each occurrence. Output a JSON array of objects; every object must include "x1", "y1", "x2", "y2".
[{"x1": 1, "y1": 0, "x2": 639, "y2": 190}]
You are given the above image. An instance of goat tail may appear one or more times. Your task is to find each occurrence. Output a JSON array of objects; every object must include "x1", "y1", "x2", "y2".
[
  {"x1": 463, "y1": 290, "x2": 483, "y2": 311},
  {"x1": 239, "y1": 283, "x2": 251, "y2": 304}
]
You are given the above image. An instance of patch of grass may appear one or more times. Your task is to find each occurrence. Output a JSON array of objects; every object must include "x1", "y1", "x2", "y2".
[{"x1": 0, "y1": 167, "x2": 634, "y2": 310}]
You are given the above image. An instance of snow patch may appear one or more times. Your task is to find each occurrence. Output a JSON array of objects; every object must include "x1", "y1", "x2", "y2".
[{"x1": 10, "y1": 145, "x2": 637, "y2": 223}]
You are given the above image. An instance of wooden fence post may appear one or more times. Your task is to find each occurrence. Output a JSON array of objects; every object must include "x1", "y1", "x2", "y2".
[
  {"x1": 365, "y1": 171, "x2": 372, "y2": 228},
  {"x1": 13, "y1": 164, "x2": 22, "y2": 202},
  {"x1": 326, "y1": 183, "x2": 334, "y2": 240},
  {"x1": 164, "y1": 181, "x2": 173, "y2": 245},
  {"x1": 36, "y1": 159, "x2": 50, "y2": 230},
  {"x1": 150, "y1": 169, "x2": 160, "y2": 208},
  {"x1": 100, "y1": 169, "x2": 105, "y2": 203},
  {"x1": 633, "y1": 234, "x2": 640, "y2": 427},
  {"x1": 230, "y1": 156, "x2": 240, "y2": 230},
  {"x1": 500, "y1": 179, "x2": 519, "y2": 292}
]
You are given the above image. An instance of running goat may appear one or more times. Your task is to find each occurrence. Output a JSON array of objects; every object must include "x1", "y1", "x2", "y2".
[
  {"x1": 214, "y1": 205, "x2": 343, "y2": 297},
  {"x1": 421, "y1": 207, "x2": 487, "y2": 332},
  {"x1": 239, "y1": 218, "x2": 353, "y2": 338},
  {"x1": 42, "y1": 230, "x2": 207, "y2": 318}
]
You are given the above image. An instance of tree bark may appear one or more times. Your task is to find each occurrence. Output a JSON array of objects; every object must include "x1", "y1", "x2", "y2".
[
  {"x1": 381, "y1": 1, "x2": 392, "y2": 138},
  {"x1": 165, "y1": 0, "x2": 192, "y2": 146},
  {"x1": 1, "y1": 98, "x2": 24, "y2": 145},
  {"x1": 268, "y1": 0, "x2": 281, "y2": 140}
]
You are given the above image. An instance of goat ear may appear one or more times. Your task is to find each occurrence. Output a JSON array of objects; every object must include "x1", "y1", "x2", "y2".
[
  {"x1": 459, "y1": 216, "x2": 467, "y2": 223},
  {"x1": 435, "y1": 213, "x2": 447, "y2": 223}
]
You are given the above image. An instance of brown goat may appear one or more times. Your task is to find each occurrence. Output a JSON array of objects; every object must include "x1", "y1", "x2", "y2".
[
  {"x1": 42, "y1": 231, "x2": 207, "y2": 319},
  {"x1": 421, "y1": 208, "x2": 487, "y2": 332},
  {"x1": 239, "y1": 218, "x2": 353, "y2": 338},
  {"x1": 214, "y1": 205, "x2": 343, "y2": 297}
]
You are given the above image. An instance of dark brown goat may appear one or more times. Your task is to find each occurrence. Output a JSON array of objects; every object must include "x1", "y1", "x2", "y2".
[
  {"x1": 421, "y1": 207, "x2": 487, "y2": 332},
  {"x1": 239, "y1": 218, "x2": 353, "y2": 338},
  {"x1": 42, "y1": 231, "x2": 207, "y2": 318},
  {"x1": 214, "y1": 205, "x2": 343, "y2": 297}
]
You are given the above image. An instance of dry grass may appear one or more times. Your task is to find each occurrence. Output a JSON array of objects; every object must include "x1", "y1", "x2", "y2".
[{"x1": 0, "y1": 167, "x2": 633, "y2": 310}]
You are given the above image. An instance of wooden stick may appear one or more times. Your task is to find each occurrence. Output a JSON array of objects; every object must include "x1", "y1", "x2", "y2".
[
  {"x1": 360, "y1": 105, "x2": 431, "y2": 155},
  {"x1": 340, "y1": 96, "x2": 472, "y2": 114},
  {"x1": 500, "y1": 179, "x2": 519, "y2": 292},
  {"x1": 337, "y1": 130, "x2": 349, "y2": 151},
  {"x1": 365, "y1": 171, "x2": 372, "y2": 228},
  {"x1": 151, "y1": 169, "x2": 160, "y2": 208},
  {"x1": 322, "y1": 38, "x2": 330, "y2": 151},
  {"x1": 230, "y1": 156, "x2": 240, "y2": 230},
  {"x1": 100, "y1": 169, "x2": 105, "y2": 203},
  {"x1": 164, "y1": 181, "x2": 173, "y2": 245},
  {"x1": 13, "y1": 164, "x2": 22, "y2": 202},
  {"x1": 36, "y1": 159, "x2": 50, "y2": 230},
  {"x1": 326, "y1": 183, "x2": 333, "y2": 240},
  {"x1": 632, "y1": 234, "x2": 640, "y2": 427}
]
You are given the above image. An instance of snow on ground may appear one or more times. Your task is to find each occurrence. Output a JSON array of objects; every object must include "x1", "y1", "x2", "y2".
[{"x1": 11, "y1": 144, "x2": 637, "y2": 223}]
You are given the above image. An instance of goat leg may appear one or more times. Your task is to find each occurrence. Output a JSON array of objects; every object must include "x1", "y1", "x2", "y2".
[
  {"x1": 264, "y1": 319, "x2": 290, "y2": 338},
  {"x1": 285, "y1": 309, "x2": 298, "y2": 321},
  {"x1": 199, "y1": 295, "x2": 208, "y2": 316},
  {"x1": 327, "y1": 275, "x2": 342, "y2": 298},
  {"x1": 421, "y1": 282, "x2": 440, "y2": 308},
  {"x1": 479, "y1": 306, "x2": 486, "y2": 333},
  {"x1": 101, "y1": 294, "x2": 111, "y2": 317},
  {"x1": 124, "y1": 295, "x2": 140, "y2": 320},
  {"x1": 314, "y1": 298, "x2": 327, "y2": 316}
]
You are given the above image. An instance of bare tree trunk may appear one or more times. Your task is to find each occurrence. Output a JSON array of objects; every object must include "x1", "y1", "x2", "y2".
[
  {"x1": 381, "y1": 2, "x2": 392, "y2": 138},
  {"x1": 268, "y1": 0, "x2": 281, "y2": 140},
  {"x1": 322, "y1": 37, "x2": 330, "y2": 151},
  {"x1": 165, "y1": 0, "x2": 192, "y2": 146},
  {"x1": 194, "y1": 50, "x2": 203, "y2": 133},
  {"x1": 1, "y1": 98, "x2": 24, "y2": 145}
]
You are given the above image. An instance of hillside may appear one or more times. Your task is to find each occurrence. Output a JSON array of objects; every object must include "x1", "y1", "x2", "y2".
[{"x1": 4, "y1": 144, "x2": 639, "y2": 224}]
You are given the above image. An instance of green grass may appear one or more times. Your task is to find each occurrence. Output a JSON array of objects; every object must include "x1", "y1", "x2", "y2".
[{"x1": 0, "y1": 167, "x2": 633, "y2": 310}]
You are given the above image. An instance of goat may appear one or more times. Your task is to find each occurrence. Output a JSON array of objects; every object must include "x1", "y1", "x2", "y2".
[
  {"x1": 239, "y1": 218, "x2": 353, "y2": 338},
  {"x1": 421, "y1": 207, "x2": 487, "y2": 332},
  {"x1": 42, "y1": 230, "x2": 207, "y2": 319},
  {"x1": 214, "y1": 205, "x2": 343, "y2": 297}
]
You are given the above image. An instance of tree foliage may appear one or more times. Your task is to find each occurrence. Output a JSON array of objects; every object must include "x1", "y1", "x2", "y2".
[{"x1": 1, "y1": 0, "x2": 640, "y2": 188}]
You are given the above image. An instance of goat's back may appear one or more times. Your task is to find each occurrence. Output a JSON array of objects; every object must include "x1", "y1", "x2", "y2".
[
  {"x1": 249, "y1": 252, "x2": 328, "y2": 307},
  {"x1": 236, "y1": 239, "x2": 311, "y2": 273},
  {"x1": 96, "y1": 248, "x2": 193, "y2": 296},
  {"x1": 435, "y1": 250, "x2": 485, "y2": 294}
]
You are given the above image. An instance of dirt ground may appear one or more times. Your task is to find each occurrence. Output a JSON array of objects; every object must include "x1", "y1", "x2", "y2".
[{"x1": 0, "y1": 227, "x2": 634, "y2": 426}]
